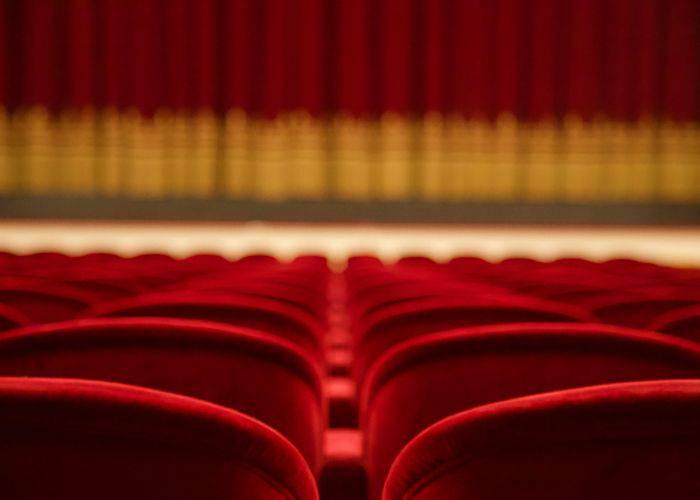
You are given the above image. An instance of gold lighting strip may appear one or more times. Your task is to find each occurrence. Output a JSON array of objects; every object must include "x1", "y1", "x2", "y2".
[{"x1": 1, "y1": 109, "x2": 699, "y2": 202}]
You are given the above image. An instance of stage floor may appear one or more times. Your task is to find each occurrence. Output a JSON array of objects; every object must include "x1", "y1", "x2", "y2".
[{"x1": 0, "y1": 221, "x2": 699, "y2": 267}]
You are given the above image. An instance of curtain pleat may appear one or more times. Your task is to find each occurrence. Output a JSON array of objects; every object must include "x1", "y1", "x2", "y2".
[{"x1": 0, "y1": 0, "x2": 697, "y2": 202}]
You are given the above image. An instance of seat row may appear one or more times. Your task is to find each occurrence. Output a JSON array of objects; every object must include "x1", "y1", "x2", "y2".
[
  {"x1": 1, "y1": 253, "x2": 700, "y2": 498},
  {"x1": 338, "y1": 256, "x2": 700, "y2": 498},
  {"x1": 0, "y1": 252, "x2": 332, "y2": 498}
]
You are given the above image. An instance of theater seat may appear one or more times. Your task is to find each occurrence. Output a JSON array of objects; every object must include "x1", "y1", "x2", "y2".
[
  {"x1": 0, "y1": 304, "x2": 28, "y2": 332},
  {"x1": 383, "y1": 380, "x2": 700, "y2": 500},
  {"x1": 0, "y1": 318, "x2": 323, "y2": 473},
  {"x1": 175, "y1": 279, "x2": 326, "y2": 318},
  {"x1": 0, "y1": 377, "x2": 318, "y2": 500},
  {"x1": 651, "y1": 304, "x2": 700, "y2": 342},
  {"x1": 592, "y1": 295, "x2": 700, "y2": 328},
  {"x1": 0, "y1": 284, "x2": 95, "y2": 323},
  {"x1": 354, "y1": 297, "x2": 592, "y2": 382},
  {"x1": 363, "y1": 323, "x2": 700, "y2": 498},
  {"x1": 350, "y1": 282, "x2": 511, "y2": 322},
  {"x1": 86, "y1": 292, "x2": 324, "y2": 360}
]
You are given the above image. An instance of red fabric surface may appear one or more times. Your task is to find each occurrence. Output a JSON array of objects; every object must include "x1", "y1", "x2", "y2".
[
  {"x1": 178, "y1": 278, "x2": 326, "y2": 318},
  {"x1": 363, "y1": 323, "x2": 700, "y2": 498},
  {"x1": 64, "y1": 0, "x2": 93, "y2": 109},
  {"x1": 3, "y1": 0, "x2": 698, "y2": 119},
  {"x1": 86, "y1": 292, "x2": 324, "y2": 359},
  {"x1": 0, "y1": 0, "x2": 6, "y2": 107},
  {"x1": 190, "y1": 0, "x2": 217, "y2": 111},
  {"x1": 0, "y1": 284, "x2": 94, "y2": 324},
  {"x1": 0, "y1": 317, "x2": 324, "y2": 473},
  {"x1": 652, "y1": 305, "x2": 700, "y2": 343},
  {"x1": 384, "y1": 380, "x2": 700, "y2": 500},
  {"x1": 0, "y1": 304, "x2": 29, "y2": 332},
  {"x1": 0, "y1": 377, "x2": 318, "y2": 499},
  {"x1": 605, "y1": 0, "x2": 636, "y2": 121},
  {"x1": 663, "y1": 0, "x2": 700, "y2": 120},
  {"x1": 635, "y1": 0, "x2": 665, "y2": 119},
  {"x1": 592, "y1": 296, "x2": 700, "y2": 329},
  {"x1": 335, "y1": 0, "x2": 370, "y2": 116},
  {"x1": 453, "y1": 0, "x2": 493, "y2": 118},
  {"x1": 355, "y1": 296, "x2": 592, "y2": 382},
  {"x1": 527, "y1": 0, "x2": 559, "y2": 120}
]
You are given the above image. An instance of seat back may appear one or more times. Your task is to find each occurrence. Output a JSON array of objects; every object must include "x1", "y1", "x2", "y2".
[
  {"x1": 0, "y1": 318, "x2": 324, "y2": 473},
  {"x1": 0, "y1": 304, "x2": 28, "y2": 332},
  {"x1": 0, "y1": 377, "x2": 318, "y2": 500},
  {"x1": 651, "y1": 304, "x2": 700, "y2": 343},
  {"x1": 384, "y1": 380, "x2": 700, "y2": 500},
  {"x1": 593, "y1": 296, "x2": 700, "y2": 328},
  {"x1": 363, "y1": 323, "x2": 700, "y2": 498},
  {"x1": 87, "y1": 292, "x2": 323, "y2": 359},
  {"x1": 0, "y1": 285, "x2": 94, "y2": 323},
  {"x1": 355, "y1": 297, "x2": 591, "y2": 382}
]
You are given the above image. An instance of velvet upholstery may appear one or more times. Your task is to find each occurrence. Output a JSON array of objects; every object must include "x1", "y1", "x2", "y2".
[
  {"x1": 363, "y1": 323, "x2": 700, "y2": 498},
  {"x1": 592, "y1": 296, "x2": 700, "y2": 328},
  {"x1": 58, "y1": 278, "x2": 136, "y2": 300},
  {"x1": 354, "y1": 297, "x2": 592, "y2": 382},
  {"x1": 384, "y1": 380, "x2": 700, "y2": 500},
  {"x1": 0, "y1": 304, "x2": 29, "y2": 331},
  {"x1": 174, "y1": 279, "x2": 326, "y2": 318},
  {"x1": 0, "y1": 284, "x2": 94, "y2": 323},
  {"x1": 86, "y1": 292, "x2": 324, "y2": 359},
  {"x1": 651, "y1": 305, "x2": 700, "y2": 343},
  {"x1": 0, "y1": 318, "x2": 324, "y2": 473},
  {"x1": 0, "y1": 377, "x2": 318, "y2": 500},
  {"x1": 350, "y1": 283, "x2": 513, "y2": 322}
]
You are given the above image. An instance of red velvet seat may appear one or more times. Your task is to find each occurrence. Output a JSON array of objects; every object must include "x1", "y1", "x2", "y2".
[
  {"x1": 395, "y1": 256, "x2": 438, "y2": 268},
  {"x1": 179, "y1": 253, "x2": 232, "y2": 270},
  {"x1": 592, "y1": 295, "x2": 700, "y2": 328},
  {"x1": 0, "y1": 377, "x2": 318, "y2": 500},
  {"x1": 517, "y1": 281, "x2": 618, "y2": 301},
  {"x1": 0, "y1": 304, "x2": 29, "y2": 331},
  {"x1": 235, "y1": 254, "x2": 279, "y2": 266},
  {"x1": 57, "y1": 277, "x2": 137, "y2": 300},
  {"x1": 384, "y1": 380, "x2": 700, "y2": 500},
  {"x1": 548, "y1": 287, "x2": 637, "y2": 307},
  {"x1": 350, "y1": 282, "x2": 513, "y2": 322},
  {"x1": 651, "y1": 304, "x2": 700, "y2": 342},
  {"x1": 363, "y1": 323, "x2": 700, "y2": 498},
  {"x1": 176, "y1": 279, "x2": 327, "y2": 319},
  {"x1": 86, "y1": 292, "x2": 324, "y2": 360},
  {"x1": 347, "y1": 255, "x2": 383, "y2": 269},
  {"x1": 0, "y1": 318, "x2": 324, "y2": 473},
  {"x1": 0, "y1": 284, "x2": 95, "y2": 323},
  {"x1": 249, "y1": 268, "x2": 329, "y2": 296},
  {"x1": 354, "y1": 297, "x2": 592, "y2": 382}
]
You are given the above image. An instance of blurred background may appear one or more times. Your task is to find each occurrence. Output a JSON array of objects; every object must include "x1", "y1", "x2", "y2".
[
  {"x1": 0, "y1": 0, "x2": 699, "y2": 258},
  {"x1": 0, "y1": 0, "x2": 700, "y2": 264}
]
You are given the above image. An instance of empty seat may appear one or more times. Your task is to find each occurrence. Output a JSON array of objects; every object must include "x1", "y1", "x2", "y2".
[
  {"x1": 0, "y1": 304, "x2": 28, "y2": 332},
  {"x1": 0, "y1": 377, "x2": 318, "y2": 499},
  {"x1": 0, "y1": 284, "x2": 95, "y2": 323},
  {"x1": 57, "y1": 277, "x2": 136, "y2": 300},
  {"x1": 384, "y1": 380, "x2": 700, "y2": 500},
  {"x1": 0, "y1": 318, "x2": 323, "y2": 473},
  {"x1": 354, "y1": 297, "x2": 592, "y2": 382},
  {"x1": 176, "y1": 279, "x2": 326, "y2": 319},
  {"x1": 362, "y1": 323, "x2": 700, "y2": 498},
  {"x1": 86, "y1": 292, "x2": 324, "y2": 360},
  {"x1": 592, "y1": 295, "x2": 700, "y2": 328},
  {"x1": 651, "y1": 304, "x2": 700, "y2": 342},
  {"x1": 350, "y1": 282, "x2": 512, "y2": 322}
]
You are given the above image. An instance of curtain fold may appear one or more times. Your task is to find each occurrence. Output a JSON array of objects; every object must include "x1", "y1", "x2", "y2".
[{"x1": 0, "y1": 0, "x2": 698, "y2": 202}]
